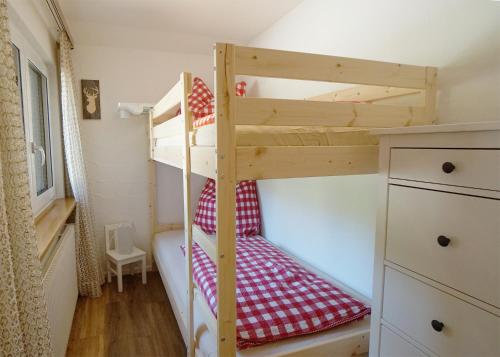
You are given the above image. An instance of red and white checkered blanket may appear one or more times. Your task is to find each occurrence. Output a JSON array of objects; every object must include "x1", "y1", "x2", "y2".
[{"x1": 186, "y1": 235, "x2": 370, "y2": 349}]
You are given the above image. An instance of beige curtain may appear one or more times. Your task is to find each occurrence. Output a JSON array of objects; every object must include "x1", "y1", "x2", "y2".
[
  {"x1": 0, "y1": 0, "x2": 53, "y2": 355},
  {"x1": 59, "y1": 33, "x2": 104, "y2": 297}
]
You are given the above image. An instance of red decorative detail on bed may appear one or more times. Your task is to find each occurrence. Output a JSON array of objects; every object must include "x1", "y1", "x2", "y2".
[{"x1": 192, "y1": 113, "x2": 215, "y2": 129}]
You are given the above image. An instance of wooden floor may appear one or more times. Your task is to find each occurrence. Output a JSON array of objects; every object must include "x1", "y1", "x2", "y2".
[{"x1": 67, "y1": 272, "x2": 186, "y2": 357}]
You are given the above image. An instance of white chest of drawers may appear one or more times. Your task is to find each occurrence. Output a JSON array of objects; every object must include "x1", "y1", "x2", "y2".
[{"x1": 369, "y1": 122, "x2": 500, "y2": 357}]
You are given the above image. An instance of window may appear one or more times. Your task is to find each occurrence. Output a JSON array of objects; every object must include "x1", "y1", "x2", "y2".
[
  {"x1": 28, "y1": 63, "x2": 53, "y2": 197},
  {"x1": 11, "y1": 34, "x2": 55, "y2": 214}
]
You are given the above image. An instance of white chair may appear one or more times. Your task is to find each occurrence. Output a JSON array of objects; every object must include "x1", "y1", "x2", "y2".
[{"x1": 105, "y1": 222, "x2": 146, "y2": 292}]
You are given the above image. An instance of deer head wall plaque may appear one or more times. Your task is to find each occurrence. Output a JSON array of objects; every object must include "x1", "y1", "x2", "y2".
[{"x1": 81, "y1": 79, "x2": 101, "y2": 119}]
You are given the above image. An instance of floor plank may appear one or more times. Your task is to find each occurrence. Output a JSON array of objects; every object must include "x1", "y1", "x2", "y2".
[{"x1": 67, "y1": 272, "x2": 186, "y2": 357}]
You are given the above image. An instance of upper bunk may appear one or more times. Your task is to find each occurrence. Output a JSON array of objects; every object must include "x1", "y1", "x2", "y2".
[{"x1": 149, "y1": 44, "x2": 437, "y2": 180}]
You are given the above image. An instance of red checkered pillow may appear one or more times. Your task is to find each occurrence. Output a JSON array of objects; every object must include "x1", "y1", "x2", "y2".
[
  {"x1": 194, "y1": 179, "x2": 260, "y2": 237},
  {"x1": 188, "y1": 77, "x2": 214, "y2": 119},
  {"x1": 189, "y1": 78, "x2": 247, "y2": 127}
]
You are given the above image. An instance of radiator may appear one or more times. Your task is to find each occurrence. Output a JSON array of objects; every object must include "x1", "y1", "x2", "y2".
[{"x1": 43, "y1": 224, "x2": 78, "y2": 357}]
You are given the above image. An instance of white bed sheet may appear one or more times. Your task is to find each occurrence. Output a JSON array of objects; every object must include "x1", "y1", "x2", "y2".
[
  {"x1": 192, "y1": 124, "x2": 215, "y2": 146},
  {"x1": 154, "y1": 230, "x2": 370, "y2": 357},
  {"x1": 155, "y1": 230, "x2": 222, "y2": 357}
]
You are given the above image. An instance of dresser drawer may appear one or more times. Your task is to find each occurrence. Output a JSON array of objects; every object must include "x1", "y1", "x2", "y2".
[
  {"x1": 382, "y1": 267, "x2": 500, "y2": 357},
  {"x1": 389, "y1": 149, "x2": 500, "y2": 191},
  {"x1": 380, "y1": 326, "x2": 428, "y2": 357},
  {"x1": 386, "y1": 185, "x2": 500, "y2": 307}
]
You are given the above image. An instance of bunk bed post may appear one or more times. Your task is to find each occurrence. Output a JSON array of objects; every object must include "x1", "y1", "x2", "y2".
[
  {"x1": 148, "y1": 110, "x2": 157, "y2": 266},
  {"x1": 425, "y1": 66, "x2": 438, "y2": 123},
  {"x1": 181, "y1": 72, "x2": 195, "y2": 357},
  {"x1": 214, "y1": 43, "x2": 237, "y2": 357}
]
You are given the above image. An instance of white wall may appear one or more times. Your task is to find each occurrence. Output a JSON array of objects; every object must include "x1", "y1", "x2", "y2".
[
  {"x1": 258, "y1": 176, "x2": 377, "y2": 298},
  {"x1": 71, "y1": 45, "x2": 210, "y2": 267},
  {"x1": 250, "y1": 0, "x2": 500, "y2": 298}
]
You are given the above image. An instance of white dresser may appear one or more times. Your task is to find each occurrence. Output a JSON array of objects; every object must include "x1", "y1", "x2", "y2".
[{"x1": 369, "y1": 122, "x2": 500, "y2": 357}]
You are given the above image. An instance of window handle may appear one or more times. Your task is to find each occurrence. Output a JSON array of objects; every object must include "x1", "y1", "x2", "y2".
[{"x1": 31, "y1": 142, "x2": 46, "y2": 167}]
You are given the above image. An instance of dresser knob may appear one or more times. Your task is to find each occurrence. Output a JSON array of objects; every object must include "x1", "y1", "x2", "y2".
[
  {"x1": 431, "y1": 319, "x2": 445, "y2": 332},
  {"x1": 437, "y1": 235, "x2": 451, "y2": 247},
  {"x1": 442, "y1": 162, "x2": 455, "y2": 173}
]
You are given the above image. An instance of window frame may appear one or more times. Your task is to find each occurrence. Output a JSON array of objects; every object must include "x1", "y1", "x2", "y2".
[{"x1": 10, "y1": 28, "x2": 56, "y2": 215}]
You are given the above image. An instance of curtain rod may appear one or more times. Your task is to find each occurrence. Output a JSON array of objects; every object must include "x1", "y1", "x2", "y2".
[{"x1": 44, "y1": 0, "x2": 75, "y2": 49}]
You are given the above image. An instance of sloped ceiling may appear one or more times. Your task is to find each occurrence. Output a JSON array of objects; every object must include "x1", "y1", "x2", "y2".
[{"x1": 58, "y1": 0, "x2": 302, "y2": 53}]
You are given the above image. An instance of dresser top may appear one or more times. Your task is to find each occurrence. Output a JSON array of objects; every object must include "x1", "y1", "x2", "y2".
[{"x1": 371, "y1": 121, "x2": 500, "y2": 136}]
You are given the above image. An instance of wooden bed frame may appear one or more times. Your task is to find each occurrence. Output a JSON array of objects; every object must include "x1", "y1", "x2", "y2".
[{"x1": 148, "y1": 43, "x2": 437, "y2": 357}]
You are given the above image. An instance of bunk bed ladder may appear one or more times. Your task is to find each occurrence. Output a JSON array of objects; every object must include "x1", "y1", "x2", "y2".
[{"x1": 181, "y1": 72, "x2": 195, "y2": 357}]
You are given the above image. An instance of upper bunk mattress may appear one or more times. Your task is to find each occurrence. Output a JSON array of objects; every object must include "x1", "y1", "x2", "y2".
[
  {"x1": 188, "y1": 234, "x2": 371, "y2": 350},
  {"x1": 191, "y1": 121, "x2": 378, "y2": 147}
]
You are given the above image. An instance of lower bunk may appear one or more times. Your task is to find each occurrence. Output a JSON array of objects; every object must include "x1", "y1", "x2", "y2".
[{"x1": 153, "y1": 230, "x2": 371, "y2": 356}]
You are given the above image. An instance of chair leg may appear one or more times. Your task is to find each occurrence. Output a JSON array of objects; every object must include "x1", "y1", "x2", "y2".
[
  {"x1": 117, "y1": 264, "x2": 123, "y2": 293},
  {"x1": 107, "y1": 260, "x2": 111, "y2": 283},
  {"x1": 142, "y1": 257, "x2": 147, "y2": 285}
]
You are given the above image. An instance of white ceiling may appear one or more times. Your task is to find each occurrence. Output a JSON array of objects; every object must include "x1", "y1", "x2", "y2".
[{"x1": 58, "y1": 0, "x2": 302, "y2": 53}]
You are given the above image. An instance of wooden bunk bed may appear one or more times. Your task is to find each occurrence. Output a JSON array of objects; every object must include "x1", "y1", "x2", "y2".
[{"x1": 149, "y1": 43, "x2": 437, "y2": 357}]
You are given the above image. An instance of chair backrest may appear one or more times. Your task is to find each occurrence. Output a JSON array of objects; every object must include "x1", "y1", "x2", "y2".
[{"x1": 104, "y1": 222, "x2": 134, "y2": 253}]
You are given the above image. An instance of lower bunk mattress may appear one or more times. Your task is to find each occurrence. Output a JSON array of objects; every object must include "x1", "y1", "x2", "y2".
[{"x1": 154, "y1": 230, "x2": 371, "y2": 356}]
